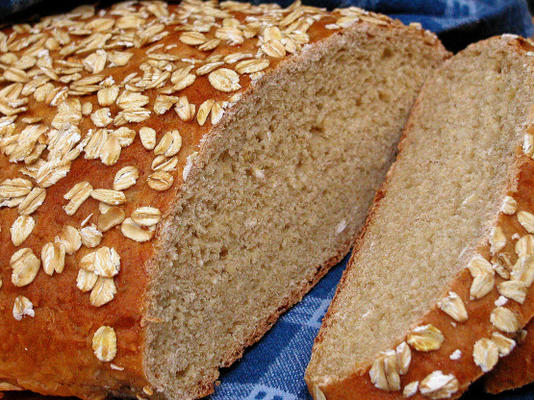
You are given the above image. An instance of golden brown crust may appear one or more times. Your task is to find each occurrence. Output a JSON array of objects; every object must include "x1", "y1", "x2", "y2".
[
  {"x1": 307, "y1": 35, "x2": 534, "y2": 400},
  {"x1": 0, "y1": 2, "x2": 448, "y2": 399},
  {"x1": 485, "y1": 319, "x2": 534, "y2": 394}
]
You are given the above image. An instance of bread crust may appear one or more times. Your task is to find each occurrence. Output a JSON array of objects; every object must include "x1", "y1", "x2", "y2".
[
  {"x1": 306, "y1": 35, "x2": 534, "y2": 400},
  {"x1": 484, "y1": 318, "x2": 534, "y2": 394},
  {"x1": 0, "y1": 2, "x2": 447, "y2": 400}
]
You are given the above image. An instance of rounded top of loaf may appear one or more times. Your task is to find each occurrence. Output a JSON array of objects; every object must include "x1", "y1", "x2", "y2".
[{"x1": 0, "y1": 1, "x2": 447, "y2": 399}]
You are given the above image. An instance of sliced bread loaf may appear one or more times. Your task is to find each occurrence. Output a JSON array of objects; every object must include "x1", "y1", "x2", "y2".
[
  {"x1": 0, "y1": 1, "x2": 448, "y2": 399},
  {"x1": 306, "y1": 35, "x2": 534, "y2": 400}
]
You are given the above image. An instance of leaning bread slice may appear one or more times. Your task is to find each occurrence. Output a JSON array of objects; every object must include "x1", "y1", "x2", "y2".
[
  {"x1": 306, "y1": 34, "x2": 534, "y2": 400},
  {"x1": 0, "y1": 1, "x2": 448, "y2": 400},
  {"x1": 484, "y1": 320, "x2": 533, "y2": 393}
]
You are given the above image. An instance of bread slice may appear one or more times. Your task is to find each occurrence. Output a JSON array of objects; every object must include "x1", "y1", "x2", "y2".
[
  {"x1": 0, "y1": 2, "x2": 448, "y2": 400},
  {"x1": 306, "y1": 34, "x2": 534, "y2": 400},
  {"x1": 485, "y1": 320, "x2": 533, "y2": 393}
]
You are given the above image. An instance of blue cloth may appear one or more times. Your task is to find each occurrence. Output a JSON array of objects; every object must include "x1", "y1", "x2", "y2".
[
  {"x1": 251, "y1": 0, "x2": 534, "y2": 36},
  {"x1": 0, "y1": 1, "x2": 532, "y2": 399}
]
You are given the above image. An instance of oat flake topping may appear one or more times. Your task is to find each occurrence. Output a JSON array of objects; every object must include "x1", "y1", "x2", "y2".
[{"x1": 0, "y1": 0, "x2": 395, "y2": 365}]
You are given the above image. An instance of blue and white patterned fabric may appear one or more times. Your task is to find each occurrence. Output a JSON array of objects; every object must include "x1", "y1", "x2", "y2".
[{"x1": 0, "y1": 0, "x2": 533, "y2": 399}]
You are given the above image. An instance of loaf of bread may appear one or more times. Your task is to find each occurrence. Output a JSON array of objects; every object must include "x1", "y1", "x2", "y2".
[
  {"x1": 485, "y1": 320, "x2": 533, "y2": 394},
  {"x1": 0, "y1": 1, "x2": 448, "y2": 399},
  {"x1": 306, "y1": 35, "x2": 534, "y2": 400}
]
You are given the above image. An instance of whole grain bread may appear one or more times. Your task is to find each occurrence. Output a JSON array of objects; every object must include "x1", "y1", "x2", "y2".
[
  {"x1": 306, "y1": 35, "x2": 534, "y2": 400},
  {"x1": 0, "y1": 1, "x2": 448, "y2": 399}
]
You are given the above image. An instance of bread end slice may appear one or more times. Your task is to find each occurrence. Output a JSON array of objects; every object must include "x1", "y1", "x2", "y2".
[{"x1": 306, "y1": 35, "x2": 534, "y2": 400}]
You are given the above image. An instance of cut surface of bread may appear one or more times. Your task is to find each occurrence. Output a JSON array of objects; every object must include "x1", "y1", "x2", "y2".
[
  {"x1": 306, "y1": 35, "x2": 534, "y2": 400},
  {"x1": 485, "y1": 320, "x2": 533, "y2": 394},
  {"x1": 0, "y1": 1, "x2": 448, "y2": 400},
  {"x1": 145, "y1": 11, "x2": 445, "y2": 400}
]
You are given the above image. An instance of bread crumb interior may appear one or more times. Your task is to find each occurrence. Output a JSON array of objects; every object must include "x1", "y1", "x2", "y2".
[
  {"x1": 145, "y1": 28, "x2": 443, "y2": 398},
  {"x1": 307, "y1": 40, "x2": 532, "y2": 382}
]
